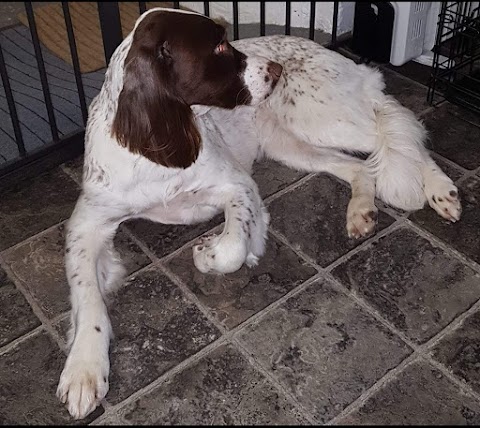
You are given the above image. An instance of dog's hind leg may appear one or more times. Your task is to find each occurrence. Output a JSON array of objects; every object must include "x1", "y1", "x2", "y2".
[
  {"x1": 262, "y1": 129, "x2": 377, "y2": 238},
  {"x1": 57, "y1": 193, "x2": 125, "y2": 420},
  {"x1": 421, "y1": 152, "x2": 462, "y2": 222}
]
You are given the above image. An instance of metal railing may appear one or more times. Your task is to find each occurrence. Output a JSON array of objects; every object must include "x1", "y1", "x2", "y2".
[{"x1": 0, "y1": 1, "x2": 340, "y2": 191}]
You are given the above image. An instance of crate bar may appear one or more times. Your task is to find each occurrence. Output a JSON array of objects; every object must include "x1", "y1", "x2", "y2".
[
  {"x1": 24, "y1": 1, "x2": 59, "y2": 142},
  {"x1": 285, "y1": 1, "x2": 291, "y2": 35},
  {"x1": 173, "y1": 1, "x2": 180, "y2": 9},
  {"x1": 260, "y1": 2, "x2": 266, "y2": 36},
  {"x1": 139, "y1": 2, "x2": 147, "y2": 14},
  {"x1": 97, "y1": 2, "x2": 123, "y2": 64},
  {"x1": 0, "y1": 43, "x2": 26, "y2": 157},
  {"x1": 233, "y1": 2, "x2": 239, "y2": 40},
  {"x1": 204, "y1": 2, "x2": 210, "y2": 17},
  {"x1": 309, "y1": 2, "x2": 316, "y2": 40},
  {"x1": 62, "y1": 2, "x2": 88, "y2": 126},
  {"x1": 428, "y1": 2, "x2": 449, "y2": 105},
  {"x1": 330, "y1": 1, "x2": 339, "y2": 49}
]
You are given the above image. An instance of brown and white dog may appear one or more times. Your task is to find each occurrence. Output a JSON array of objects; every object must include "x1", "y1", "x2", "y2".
[{"x1": 57, "y1": 7, "x2": 461, "y2": 419}]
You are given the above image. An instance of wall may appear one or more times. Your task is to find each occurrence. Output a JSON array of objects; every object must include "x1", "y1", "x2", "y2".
[{"x1": 181, "y1": 2, "x2": 355, "y2": 35}]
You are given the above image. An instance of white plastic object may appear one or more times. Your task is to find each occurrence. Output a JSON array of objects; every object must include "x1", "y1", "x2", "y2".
[{"x1": 389, "y1": 2, "x2": 442, "y2": 67}]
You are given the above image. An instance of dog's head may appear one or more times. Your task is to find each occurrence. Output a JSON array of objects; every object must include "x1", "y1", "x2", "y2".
[{"x1": 111, "y1": 8, "x2": 282, "y2": 168}]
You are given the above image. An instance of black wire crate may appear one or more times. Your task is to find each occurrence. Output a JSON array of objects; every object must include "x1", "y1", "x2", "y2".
[{"x1": 428, "y1": 1, "x2": 480, "y2": 113}]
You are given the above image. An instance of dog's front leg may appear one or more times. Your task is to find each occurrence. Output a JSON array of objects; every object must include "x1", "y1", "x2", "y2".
[
  {"x1": 192, "y1": 182, "x2": 269, "y2": 274},
  {"x1": 56, "y1": 194, "x2": 123, "y2": 419}
]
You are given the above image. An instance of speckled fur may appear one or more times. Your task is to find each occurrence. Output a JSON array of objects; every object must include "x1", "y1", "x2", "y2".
[{"x1": 57, "y1": 9, "x2": 461, "y2": 421}]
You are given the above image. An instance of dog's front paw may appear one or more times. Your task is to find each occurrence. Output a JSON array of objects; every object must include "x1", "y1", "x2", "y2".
[
  {"x1": 346, "y1": 197, "x2": 378, "y2": 239},
  {"x1": 425, "y1": 180, "x2": 462, "y2": 222},
  {"x1": 57, "y1": 355, "x2": 109, "y2": 420},
  {"x1": 193, "y1": 233, "x2": 247, "y2": 274}
]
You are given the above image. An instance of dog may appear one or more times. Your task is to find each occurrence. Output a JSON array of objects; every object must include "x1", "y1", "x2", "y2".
[{"x1": 56, "y1": 7, "x2": 462, "y2": 419}]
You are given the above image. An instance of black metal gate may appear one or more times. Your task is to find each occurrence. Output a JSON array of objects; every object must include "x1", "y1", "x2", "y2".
[{"x1": 0, "y1": 1, "x2": 339, "y2": 191}]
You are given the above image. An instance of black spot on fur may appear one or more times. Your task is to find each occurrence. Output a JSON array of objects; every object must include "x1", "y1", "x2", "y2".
[
  {"x1": 367, "y1": 210, "x2": 378, "y2": 221},
  {"x1": 95, "y1": 326, "x2": 101, "y2": 332}
]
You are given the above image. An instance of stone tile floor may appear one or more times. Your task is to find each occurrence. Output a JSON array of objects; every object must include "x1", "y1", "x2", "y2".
[{"x1": 1, "y1": 49, "x2": 480, "y2": 425}]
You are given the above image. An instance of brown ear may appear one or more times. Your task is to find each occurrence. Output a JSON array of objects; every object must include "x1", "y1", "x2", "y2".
[{"x1": 111, "y1": 45, "x2": 201, "y2": 169}]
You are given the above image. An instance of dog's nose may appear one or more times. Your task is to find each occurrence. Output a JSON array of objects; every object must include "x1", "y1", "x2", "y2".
[{"x1": 267, "y1": 61, "x2": 283, "y2": 83}]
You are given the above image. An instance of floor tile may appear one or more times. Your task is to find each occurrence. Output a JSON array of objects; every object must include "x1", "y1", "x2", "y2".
[
  {"x1": 411, "y1": 176, "x2": 480, "y2": 265},
  {"x1": 62, "y1": 155, "x2": 84, "y2": 184},
  {"x1": 166, "y1": 235, "x2": 317, "y2": 329},
  {"x1": 332, "y1": 227, "x2": 480, "y2": 344},
  {"x1": 237, "y1": 278, "x2": 411, "y2": 423},
  {"x1": 337, "y1": 360, "x2": 480, "y2": 425},
  {"x1": 432, "y1": 310, "x2": 480, "y2": 394},
  {"x1": 2, "y1": 223, "x2": 151, "y2": 320},
  {"x1": 385, "y1": 61, "x2": 432, "y2": 87},
  {"x1": 253, "y1": 158, "x2": 307, "y2": 199},
  {"x1": 0, "y1": 331, "x2": 104, "y2": 424},
  {"x1": 382, "y1": 68, "x2": 430, "y2": 116},
  {"x1": 118, "y1": 344, "x2": 308, "y2": 425},
  {"x1": 431, "y1": 154, "x2": 465, "y2": 183},
  {"x1": 268, "y1": 174, "x2": 395, "y2": 267},
  {"x1": 105, "y1": 267, "x2": 220, "y2": 405},
  {"x1": 0, "y1": 266, "x2": 40, "y2": 347},
  {"x1": 421, "y1": 103, "x2": 480, "y2": 170},
  {"x1": 125, "y1": 215, "x2": 222, "y2": 259},
  {"x1": 0, "y1": 168, "x2": 79, "y2": 251}
]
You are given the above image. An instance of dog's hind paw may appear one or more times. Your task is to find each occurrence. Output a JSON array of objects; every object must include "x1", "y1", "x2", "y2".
[
  {"x1": 346, "y1": 197, "x2": 378, "y2": 239},
  {"x1": 425, "y1": 180, "x2": 462, "y2": 223}
]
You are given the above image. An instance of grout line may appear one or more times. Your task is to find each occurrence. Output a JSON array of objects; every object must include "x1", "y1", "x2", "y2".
[
  {"x1": 60, "y1": 163, "x2": 83, "y2": 187},
  {"x1": 323, "y1": 258, "x2": 480, "y2": 423},
  {"x1": 158, "y1": 263, "x2": 229, "y2": 336},
  {"x1": 405, "y1": 219, "x2": 480, "y2": 275},
  {"x1": 324, "y1": 353, "x2": 420, "y2": 425},
  {"x1": 0, "y1": 324, "x2": 45, "y2": 356},
  {"x1": 0, "y1": 254, "x2": 68, "y2": 353},
  {"x1": 0, "y1": 219, "x2": 67, "y2": 256},
  {"x1": 267, "y1": 228, "x2": 323, "y2": 271},
  {"x1": 264, "y1": 172, "x2": 317, "y2": 205},
  {"x1": 91, "y1": 336, "x2": 231, "y2": 425},
  {"x1": 118, "y1": 223, "x2": 159, "y2": 264},
  {"x1": 430, "y1": 151, "x2": 471, "y2": 176},
  {"x1": 93, "y1": 272, "x2": 325, "y2": 425},
  {"x1": 324, "y1": 219, "x2": 404, "y2": 272},
  {"x1": 456, "y1": 168, "x2": 480, "y2": 187},
  {"x1": 230, "y1": 336, "x2": 318, "y2": 425},
  {"x1": 423, "y1": 356, "x2": 480, "y2": 404},
  {"x1": 325, "y1": 272, "x2": 417, "y2": 350},
  {"x1": 228, "y1": 273, "x2": 324, "y2": 338}
]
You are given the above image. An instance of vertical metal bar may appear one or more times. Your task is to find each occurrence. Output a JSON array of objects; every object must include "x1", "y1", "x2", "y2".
[
  {"x1": 24, "y1": 1, "x2": 59, "y2": 142},
  {"x1": 139, "y1": 2, "x2": 147, "y2": 14},
  {"x1": 0, "y1": 43, "x2": 26, "y2": 157},
  {"x1": 309, "y1": 2, "x2": 316, "y2": 40},
  {"x1": 173, "y1": 1, "x2": 180, "y2": 9},
  {"x1": 330, "y1": 1, "x2": 339, "y2": 49},
  {"x1": 203, "y1": 2, "x2": 210, "y2": 17},
  {"x1": 97, "y1": 2, "x2": 123, "y2": 65},
  {"x1": 233, "y1": 2, "x2": 239, "y2": 40},
  {"x1": 62, "y1": 2, "x2": 88, "y2": 126},
  {"x1": 285, "y1": 1, "x2": 291, "y2": 35},
  {"x1": 428, "y1": 2, "x2": 448, "y2": 105},
  {"x1": 260, "y1": 2, "x2": 266, "y2": 36}
]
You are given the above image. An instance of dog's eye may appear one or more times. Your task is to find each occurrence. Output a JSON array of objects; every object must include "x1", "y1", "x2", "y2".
[{"x1": 215, "y1": 40, "x2": 228, "y2": 54}]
